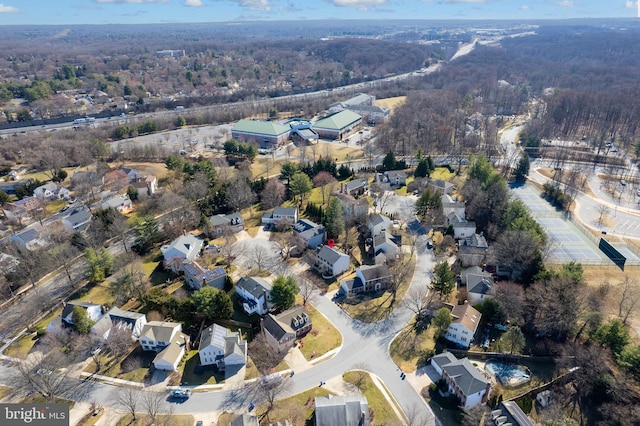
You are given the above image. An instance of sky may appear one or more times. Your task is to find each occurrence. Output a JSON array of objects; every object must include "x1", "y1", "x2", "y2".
[{"x1": 0, "y1": 0, "x2": 638, "y2": 25}]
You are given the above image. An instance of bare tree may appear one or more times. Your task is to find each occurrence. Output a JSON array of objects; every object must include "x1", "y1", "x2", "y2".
[
  {"x1": 270, "y1": 231, "x2": 304, "y2": 260},
  {"x1": 402, "y1": 285, "x2": 434, "y2": 328},
  {"x1": 116, "y1": 386, "x2": 141, "y2": 422},
  {"x1": 141, "y1": 390, "x2": 170, "y2": 425},
  {"x1": 261, "y1": 178, "x2": 286, "y2": 210},
  {"x1": 249, "y1": 333, "x2": 286, "y2": 375},
  {"x1": 105, "y1": 325, "x2": 135, "y2": 360},
  {"x1": 244, "y1": 245, "x2": 278, "y2": 272},
  {"x1": 617, "y1": 277, "x2": 640, "y2": 325},
  {"x1": 297, "y1": 278, "x2": 316, "y2": 306},
  {"x1": 596, "y1": 204, "x2": 610, "y2": 227},
  {"x1": 312, "y1": 171, "x2": 337, "y2": 205},
  {"x1": 255, "y1": 374, "x2": 292, "y2": 412}
]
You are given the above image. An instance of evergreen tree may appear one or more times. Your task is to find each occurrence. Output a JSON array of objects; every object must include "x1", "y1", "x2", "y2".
[
  {"x1": 270, "y1": 275, "x2": 299, "y2": 311},
  {"x1": 323, "y1": 197, "x2": 345, "y2": 239}
]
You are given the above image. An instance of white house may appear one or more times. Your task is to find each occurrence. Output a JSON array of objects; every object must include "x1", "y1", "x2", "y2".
[
  {"x1": 101, "y1": 194, "x2": 133, "y2": 214},
  {"x1": 61, "y1": 301, "x2": 103, "y2": 326},
  {"x1": 208, "y1": 212, "x2": 244, "y2": 235},
  {"x1": 34, "y1": 182, "x2": 71, "y2": 200},
  {"x1": 462, "y1": 266, "x2": 494, "y2": 305},
  {"x1": 441, "y1": 194, "x2": 466, "y2": 219},
  {"x1": 340, "y1": 264, "x2": 391, "y2": 296},
  {"x1": 431, "y1": 352, "x2": 492, "y2": 409},
  {"x1": 445, "y1": 303, "x2": 482, "y2": 348},
  {"x1": 11, "y1": 226, "x2": 48, "y2": 251},
  {"x1": 372, "y1": 231, "x2": 398, "y2": 262},
  {"x1": 314, "y1": 245, "x2": 350, "y2": 278},
  {"x1": 341, "y1": 179, "x2": 368, "y2": 197},
  {"x1": 91, "y1": 307, "x2": 147, "y2": 340},
  {"x1": 446, "y1": 212, "x2": 476, "y2": 240},
  {"x1": 261, "y1": 207, "x2": 298, "y2": 226},
  {"x1": 314, "y1": 394, "x2": 370, "y2": 426},
  {"x1": 198, "y1": 324, "x2": 247, "y2": 370},
  {"x1": 160, "y1": 234, "x2": 204, "y2": 272},
  {"x1": 385, "y1": 170, "x2": 407, "y2": 186},
  {"x1": 368, "y1": 214, "x2": 392, "y2": 237},
  {"x1": 293, "y1": 219, "x2": 325, "y2": 249},
  {"x1": 132, "y1": 175, "x2": 157, "y2": 197},
  {"x1": 235, "y1": 276, "x2": 273, "y2": 316},
  {"x1": 139, "y1": 321, "x2": 187, "y2": 371},
  {"x1": 183, "y1": 261, "x2": 226, "y2": 290},
  {"x1": 61, "y1": 209, "x2": 92, "y2": 232}
]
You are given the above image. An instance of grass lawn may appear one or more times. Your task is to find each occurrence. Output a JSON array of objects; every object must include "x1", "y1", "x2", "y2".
[
  {"x1": 45, "y1": 199, "x2": 66, "y2": 214},
  {"x1": 179, "y1": 350, "x2": 224, "y2": 386},
  {"x1": 97, "y1": 347, "x2": 153, "y2": 383},
  {"x1": 248, "y1": 386, "x2": 334, "y2": 426},
  {"x1": 76, "y1": 406, "x2": 104, "y2": 426},
  {"x1": 343, "y1": 371, "x2": 401, "y2": 425},
  {"x1": 340, "y1": 256, "x2": 416, "y2": 323},
  {"x1": 298, "y1": 303, "x2": 342, "y2": 361},
  {"x1": 245, "y1": 357, "x2": 260, "y2": 380},
  {"x1": 430, "y1": 167, "x2": 454, "y2": 181},
  {"x1": 251, "y1": 156, "x2": 285, "y2": 180},
  {"x1": 77, "y1": 282, "x2": 116, "y2": 306},
  {"x1": 0, "y1": 385, "x2": 12, "y2": 400},
  {"x1": 21, "y1": 393, "x2": 75, "y2": 409},
  {"x1": 115, "y1": 414, "x2": 194, "y2": 426},
  {"x1": 4, "y1": 308, "x2": 63, "y2": 358},
  {"x1": 143, "y1": 261, "x2": 173, "y2": 286},
  {"x1": 390, "y1": 325, "x2": 436, "y2": 372}
]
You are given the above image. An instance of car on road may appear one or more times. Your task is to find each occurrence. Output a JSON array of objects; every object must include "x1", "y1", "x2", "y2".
[
  {"x1": 195, "y1": 422, "x2": 203, "y2": 426},
  {"x1": 60, "y1": 205, "x2": 70, "y2": 213},
  {"x1": 168, "y1": 389, "x2": 191, "y2": 400}
]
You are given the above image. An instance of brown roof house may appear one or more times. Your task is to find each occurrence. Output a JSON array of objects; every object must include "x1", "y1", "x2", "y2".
[
  {"x1": 444, "y1": 303, "x2": 481, "y2": 349},
  {"x1": 262, "y1": 305, "x2": 312, "y2": 352},
  {"x1": 139, "y1": 321, "x2": 188, "y2": 371}
]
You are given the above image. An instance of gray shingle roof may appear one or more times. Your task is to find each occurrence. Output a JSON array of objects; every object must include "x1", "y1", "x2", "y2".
[
  {"x1": 431, "y1": 352, "x2": 458, "y2": 370},
  {"x1": 441, "y1": 358, "x2": 489, "y2": 397},
  {"x1": 358, "y1": 264, "x2": 390, "y2": 282},
  {"x1": 317, "y1": 245, "x2": 345, "y2": 265},
  {"x1": 140, "y1": 321, "x2": 181, "y2": 343},
  {"x1": 236, "y1": 277, "x2": 272, "y2": 299},
  {"x1": 314, "y1": 394, "x2": 370, "y2": 426}
]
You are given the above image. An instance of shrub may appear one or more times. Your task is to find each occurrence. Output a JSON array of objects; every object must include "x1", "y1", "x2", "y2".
[{"x1": 36, "y1": 328, "x2": 47, "y2": 337}]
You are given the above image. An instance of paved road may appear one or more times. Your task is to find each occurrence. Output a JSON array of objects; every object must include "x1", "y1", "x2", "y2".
[{"x1": 0, "y1": 232, "x2": 438, "y2": 425}]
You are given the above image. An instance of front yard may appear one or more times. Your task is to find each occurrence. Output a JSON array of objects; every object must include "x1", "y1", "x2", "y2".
[
  {"x1": 343, "y1": 371, "x2": 401, "y2": 425},
  {"x1": 88, "y1": 346, "x2": 154, "y2": 383},
  {"x1": 389, "y1": 325, "x2": 436, "y2": 372},
  {"x1": 298, "y1": 302, "x2": 342, "y2": 361},
  {"x1": 179, "y1": 350, "x2": 224, "y2": 387}
]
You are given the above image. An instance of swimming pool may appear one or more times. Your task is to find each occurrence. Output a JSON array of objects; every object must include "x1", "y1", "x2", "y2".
[{"x1": 485, "y1": 361, "x2": 531, "y2": 386}]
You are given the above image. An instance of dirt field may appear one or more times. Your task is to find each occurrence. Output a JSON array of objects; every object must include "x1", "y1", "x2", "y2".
[{"x1": 374, "y1": 96, "x2": 406, "y2": 114}]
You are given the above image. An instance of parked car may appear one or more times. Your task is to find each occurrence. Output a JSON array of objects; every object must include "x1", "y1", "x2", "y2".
[{"x1": 169, "y1": 389, "x2": 191, "y2": 400}]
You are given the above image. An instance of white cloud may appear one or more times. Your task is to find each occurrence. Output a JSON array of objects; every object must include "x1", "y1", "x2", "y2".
[
  {"x1": 184, "y1": 0, "x2": 204, "y2": 6},
  {"x1": 216, "y1": 0, "x2": 271, "y2": 12},
  {"x1": 520, "y1": 4, "x2": 529, "y2": 10},
  {"x1": 332, "y1": 0, "x2": 386, "y2": 6},
  {"x1": 625, "y1": 0, "x2": 638, "y2": 9},
  {"x1": 556, "y1": 0, "x2": 575, "y2": 7},
  {"x1": 94, "y1": 0, "x2": 170, "y2": 4},
  {"x1": 0, "y1": 3, "x2": 18, "y2": 13}
]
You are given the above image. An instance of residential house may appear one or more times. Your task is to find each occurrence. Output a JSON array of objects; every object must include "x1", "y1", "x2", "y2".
[
  {"x1": 198, "y1": 324, "x2": 247, "y2": 370},
  {"x1": 428, "y1": 179, "x2": 454, "y2": 195},
  {"x1": 139, "y1": 321, "x2": 188, "y2": 371},
  {"x1": 340, "y1": 179, "x2": 368, "y2": 198},
  {"x1": 262, "y1": 305, "x2": 312, "y2": 352},
  {"x1": 101, "y1": 194, "x2": 133, "y2": 214},
  {"x1": 231, "y1": 414, "x2": 260, "y2": 426},
  {"x1": 0, "y1": 252, "x2": 19, "y2": 275},
  {"x1": 445, "y1": 303, "x2": 482, "y2": 348},
  {"x1": 491, "y1": 401, "x2": 535, "y2": 426},
  {"x1": 446, "y1": 212, "x2": 476, "y2": 240},
  {"x1": 208, "y1": 212, "x2": 244, "y2": 235},
  {"x1": 183, "y1": 261, "x2": 226, "y2": 290},
  {"x1": 293, "y1": 219, "x2": 325, "y2": 249},
  {"x1": 441, "y1": 194, "x2": 466, "y2": 220},
  {"x1": 261, "y1": 207, "x2": 298, "y2": 226},
  {"x1": 431, "y1": 352, "x2": 492, "y2": 409},
  {"x1": 385, "y1": 170, "x2": 407, "y2": 186},
  {"x1": 312, "y1": 110, "x2": 362, "y2": 140},
  {"x1": 461, "y1": 266, "x2": 494, "y2": 305},
  {"x1": 91, "y1": 307, "x2": 147, "y2": 340},
  {"x1": 11, "y1": 226, "x2": 48, "y2": 251},
  {"x1": 314, "y1": 394, "x2": 370, "y2": 426},
  {"x1": 368, "y1": 214, "x2": 391, "y2": 237},
  {"x1": 340, "y1": 264, "x2": 391, "y2": 296},
  {"x1": 458, "y1": 233, "x2": 489, "y2": 267},
  {"x1": 61, "y1": 301, "x2": 103, "y2": 326},
  {"x1": 160, "y1": 234, "x2": 204, "y2": 272},
  {"x1": 235, "y1": 276, "x2": 273, "y2": 316},
  {"x1": 314, "y1": 245, "x2": 350, "y2": 278},
  {"x1": 4, "y1": 196, "x2": 40, "y2": 223},
  {"x1": 231, "y1": 119, "x2": 292, "y2": 149},
  {"x1": 335, "y1": 193, "x2": 369, "y2": 218},
  {"x1": 33, "y1": 182, "x2": 70, "y2": 200},
  {"x1": 132, "y1": 175, "x2": 157, "y2": 197},
  {"x1": 61, "y1": 208, "x2": 92, "y2": 232},
  {"x1": 121, "y1": 168, "x2": 144, "y2": 183},
  {"x1": 372, "y1": 231, "x2": 399, "y2": 263}
]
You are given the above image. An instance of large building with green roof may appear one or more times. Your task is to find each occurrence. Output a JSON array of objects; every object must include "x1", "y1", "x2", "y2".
[
  {"x1": 312, "y1": 110, "x2": 362, "y2": 140},
  {"x1": 231, "y1": 119, "x2": 292, "y2": 149}
]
